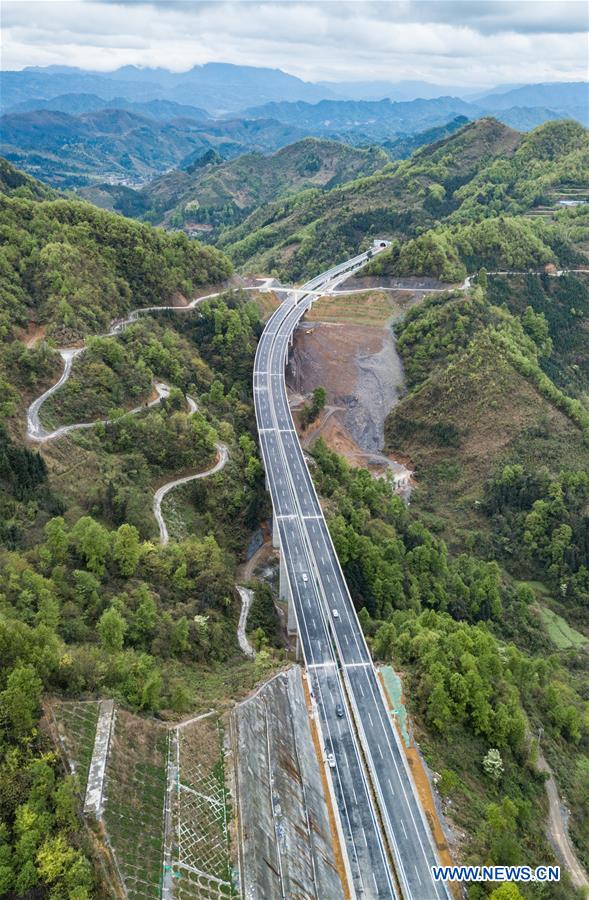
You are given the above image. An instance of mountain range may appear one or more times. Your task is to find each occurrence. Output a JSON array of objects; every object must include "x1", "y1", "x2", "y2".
[
  {"x1": 1, "y1": 65, "x2": 586, "y2": 189},
  {"x1": 0, "y1": 107, "x2": 307, "y2": 187},
  {"x1": 215, "y1": 117, "x2": 589, "y2": 279},
  {"x1": 2, "y1": 63, "x2": 586, "y2": 118},
  {"x1": 0, "y1": 63, "x2": 335, "y2": 115}
]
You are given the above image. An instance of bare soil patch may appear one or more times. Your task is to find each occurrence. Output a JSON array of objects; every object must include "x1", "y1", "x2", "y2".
[
  {"x1": 20, "y1": 321, "x2": 47, "y2": 347},
  {"x1": 288, "y1": 320, "x2": 405, "y2": 454}
]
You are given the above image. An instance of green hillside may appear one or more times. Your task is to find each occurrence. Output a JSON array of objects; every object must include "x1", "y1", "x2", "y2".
[
  {"x1": 0, "y1": 162, "x2": 280, "y2": 898},
  {"x1": 81, "y1": 137, "x2": 389, "y2": 235},
  {"x1": 0, "y1": 180, "x2": 231, "y2": 344},
  {"x1": 0, "y1": 155, "x2": 58, "y2": 200},
  {"x1": 217, "y1": 119, "x2": 588, "y2": 280}
]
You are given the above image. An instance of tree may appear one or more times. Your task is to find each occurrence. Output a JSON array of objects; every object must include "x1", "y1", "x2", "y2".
[
  {"x1": 112, "y1": 523, "x2": 141, "y2": 577},
  {"x1": 483, "y1": 748, "x2": 504, "y2": 781},
  {"x1": 44, "y1": 517, "x2": 69, "y2": 564},
  {"x1": 130, "y1": 586, "x2": 157, "y2": 648},
  {"x1": 299, "y1": 385, "x2": 328, "y2": 429},
  {"x1": 97, "y1": 606, "x2": 127, "y2": 651},
  {"x1": 140, "y1": 670, "x2": 162, "y2": 711},
  {"x1": 0, "y1": 666, "x2": 42, "y2": 739},
  {"x1": 71, "y1": 516, "x2": 110, "y2": 575},
  {"x1": 522, "y1": 305, "x2": 552, "y2": 357},
  {"x1": 490, "y1": 886, "x2": 524, "y2": 900}
]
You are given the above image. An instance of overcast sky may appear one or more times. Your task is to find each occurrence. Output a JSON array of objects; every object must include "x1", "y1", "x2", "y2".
[{"x1": 2, "y1": 0, "x2": 588, "y2": 86}]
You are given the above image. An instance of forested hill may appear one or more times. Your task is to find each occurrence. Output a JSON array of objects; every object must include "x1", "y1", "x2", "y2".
[
  {"x1": 79, "y1": 137, "x2": 389, "y2": 234},
  {"x1": 218, "y1": 118, "x2": 589, "y2": 280},
  {"x1": 0, "y1": 164, "x2": 232, "y2": 345},
  {"x1": 0, "y1": 161, "x2": 260, "y2": 897},
  {"x1": 0, "y1": 155, "x2": 58, "y2": 200}
]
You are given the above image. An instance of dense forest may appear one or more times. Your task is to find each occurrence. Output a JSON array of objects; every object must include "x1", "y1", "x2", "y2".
[
  {"x1": 374, "y1": 276, "x2": 589, "y2": 892},
  {"x1": 0, "y1": 169, "x2": 231, "y2": 344},
  {"x1": 1, "y1": 115, "x2": 588, "y2": 899},
  {"x1": 0, "y1": 163, "x2": 277, "y2": 897},
  {"x1": 216, "y1": 118, "x2": 588, "y2": 280}
]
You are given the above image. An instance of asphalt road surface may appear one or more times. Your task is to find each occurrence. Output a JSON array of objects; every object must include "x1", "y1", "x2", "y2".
[{"x1": 254, "y1": 249, "x2": 450, "y2": 900}]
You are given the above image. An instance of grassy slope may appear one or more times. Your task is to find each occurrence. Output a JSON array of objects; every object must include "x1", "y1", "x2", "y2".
[
  {"x1": 385, "y1": 292, "x2": 589, "y2": 546},
  {"x1": 487, "y1": 273, "x2": 589, "y2": 404},
  {"x1": 388, "y1": 328, "x2": 586, "y2": 541}
]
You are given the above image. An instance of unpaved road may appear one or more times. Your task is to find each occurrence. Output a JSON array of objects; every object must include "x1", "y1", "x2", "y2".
[
  {"x1": 25, "y1": 285, "x2": 270, "y2": 443},
  {"x1": 153, "y1": 442, "x2": 228, "y2": 545},
  {"x1": 236, "y1": 586, "x2": 256, "y2": 658},
  {"x1": 29, "y1": 376, "x2": 171, "y2": 442},
  {"x1": 537, "y1": 749, "x2": 589, "y2": 890}
]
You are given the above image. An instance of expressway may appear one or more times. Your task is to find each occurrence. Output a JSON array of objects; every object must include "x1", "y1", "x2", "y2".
[{"x1": 254, "y1": 249, "x2": 450, "y2": 900}]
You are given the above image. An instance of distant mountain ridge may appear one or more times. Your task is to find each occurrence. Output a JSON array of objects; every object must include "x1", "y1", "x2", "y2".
[
  {"x1": 6, "y1": 93, "x2": 211, "y2": 121},
  {"x1": 241, "y1": 87, "x2": 588, "y2": 137},
  {"x1": 240, "y1": 96, "x2": 477, "y2": 140},
  {"x1": 1, "y1": 64, "x2": 585, "y2": 120},
  {"x1": 1, "y1": 62, "x2": 336, "y2": 115},
  {"x1": 0, "y1": 107, "x2": 307, "y2": 187}
]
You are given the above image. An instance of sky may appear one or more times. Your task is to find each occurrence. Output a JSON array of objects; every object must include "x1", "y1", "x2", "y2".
[{"x1": 1, "y1": 0, "x2": 588, "y2": 87}]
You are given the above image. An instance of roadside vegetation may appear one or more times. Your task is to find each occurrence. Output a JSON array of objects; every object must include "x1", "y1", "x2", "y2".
[
  {"x1": 0, "y1": 164, "x2": 277, "y2": 898},
  {"x1": 311, "y1": 438, "x2": 588, "y2": 896},
  {"x1": 218, "y1": 118, "x2": 588, "y2": 280}
]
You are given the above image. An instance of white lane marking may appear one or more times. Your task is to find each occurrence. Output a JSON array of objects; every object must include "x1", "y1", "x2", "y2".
[
  {"x1": 414, "y1": 864, "x2": 422, "y2": 885},
  {"x1": 387, "y1": 777, "x2": 395, "y2": 797},
  {"x1": 367, "y1": 711, "x2": 374, "y2": 727}
]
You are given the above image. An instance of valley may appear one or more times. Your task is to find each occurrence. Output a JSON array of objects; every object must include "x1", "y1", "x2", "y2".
[{"x1": 0, "y1": 54, "x2": 588, "y2": 900}]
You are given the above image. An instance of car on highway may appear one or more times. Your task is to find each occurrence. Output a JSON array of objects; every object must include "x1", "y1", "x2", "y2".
[
  {"x1": 336, "y1": 703, "x2": 344, "y2": 718},
  {"x1": 332, "y1": 608, "x2": 339, "y2": 618},
  {"x1": 326, "y1": 753, "x2": 336, "y2": 768},
  {"x1": 302, "y1": 573, "x2": 308, "y2": 582}
]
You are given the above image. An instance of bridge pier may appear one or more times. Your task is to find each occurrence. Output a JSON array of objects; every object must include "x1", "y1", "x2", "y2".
[
  {"x1": 277, "y1": 534, "x2": 299, "y2": 659},
  {"x1": 272, "y1": 515, "x2": 279, "y2": 549}
]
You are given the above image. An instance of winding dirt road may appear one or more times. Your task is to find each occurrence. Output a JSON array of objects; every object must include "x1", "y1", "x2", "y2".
[
  {"x1": 28, "y1": 376, "x2": 171, "y2": 442},
  {"x1": 537, "y1": 749, "x2": 589, "y2": 890},
  {"x1": 236, "y1": 586, "x2": 256, "y2": 658},
  {"x1": 152, "y1": 442, "x2": 229, "y2": 546},
  {"x1": 25, "y1": 291, "x2": 231, "y2": 443}
]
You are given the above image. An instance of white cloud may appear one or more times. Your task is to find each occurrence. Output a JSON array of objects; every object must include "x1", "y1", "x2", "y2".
[{"x1": 1, "y1": 0, "x2": 587, "y2": 86}]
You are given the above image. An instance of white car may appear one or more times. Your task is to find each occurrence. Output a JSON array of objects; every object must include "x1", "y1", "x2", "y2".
[
  {"x1": 326, "y1": 753, "x2": 336, "y2": 768},
  {"x1": 332, "y1": 608, "x2": 339, "y2": 618},
  {"x1": 302, "y1": 573, "x2": 308, "y2": 582}
]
